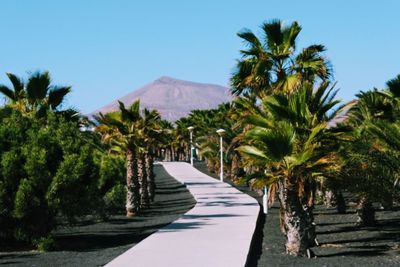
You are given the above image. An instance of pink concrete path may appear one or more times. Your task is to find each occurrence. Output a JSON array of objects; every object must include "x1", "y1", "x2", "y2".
[{"x1": 106, "y1": 162, "x2": 259, "y2": 267}]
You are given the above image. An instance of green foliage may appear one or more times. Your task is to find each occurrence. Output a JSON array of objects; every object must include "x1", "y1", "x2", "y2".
[
  {"x1": 339, "y1": 139, "x2": 398, "y2": 201},
  {"x1": 0, "y1": 71, "x2": 72, "y2": 117},
  {"x1": 335, "y1": 74, "x2": 400, "y2": 207},
  {"x1": 34, "y1": 236, "x2": 55, "y2": 252},
  {"x1": 103, "y1": 184, "x2": 126, "y2": 213},
  {"x1": 0, "y1": 110, "x2": 108, "y2": 248},
  {"x1": 231, "y1": 19, "x2": 331, "y2": 97},
  {"x1": 47, "y1": 147, "x2": 99, "y2": 221},
  {"x1": 95, "y1": 152, "x2": 126, "y2": 213},
  {"x1": 96, "y1": 100, "x2": 163, "y2": 215},
  {"x1": 0, "y1": 71, "x2": 154, "y2": 248},
  {"x1": 245, "y1": 122, "x2": 295, "y2": 161}
]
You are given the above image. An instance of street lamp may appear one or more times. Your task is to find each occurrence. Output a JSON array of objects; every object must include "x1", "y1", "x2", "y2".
[
  {"x1": 187, "y1": 126, "x2": 194, "y2": 166},
  {"x1": 216, "y1": 128, "x2": 226, "y2": 182},
  {"x1": 263, "y1": 186, "x2": 268, "y2": 214}
]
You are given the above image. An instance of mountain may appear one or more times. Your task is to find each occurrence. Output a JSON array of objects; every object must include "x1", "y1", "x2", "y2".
[{"x1": 93, "y1": 76, "x2": 232, "y2": 121}]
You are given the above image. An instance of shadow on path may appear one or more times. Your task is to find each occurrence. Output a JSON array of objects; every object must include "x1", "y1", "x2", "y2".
[{"x1": 194, "y1": 161, "x2": 400, "y2": 267}]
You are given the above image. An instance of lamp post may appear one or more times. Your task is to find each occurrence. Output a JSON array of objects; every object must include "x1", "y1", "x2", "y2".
[
  {"x1": 216, "y1": 128, "x2": 226, "y2": 182},
  {"x1": 187, "y1": 126, "x2": 194, "y2": 166},
  {"x1": 263, "y1": 186, "x2": 268, "y2": 214}
]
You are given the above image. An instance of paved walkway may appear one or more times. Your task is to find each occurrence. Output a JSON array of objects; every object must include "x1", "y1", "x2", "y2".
[{"x1": 106, "y1": 162, "x2": 259, "y2": 267}]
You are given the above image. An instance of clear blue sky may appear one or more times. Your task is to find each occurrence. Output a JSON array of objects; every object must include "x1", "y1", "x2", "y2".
[{"x1": 1, "y1": 0, "x2": 399, "y2": 114}]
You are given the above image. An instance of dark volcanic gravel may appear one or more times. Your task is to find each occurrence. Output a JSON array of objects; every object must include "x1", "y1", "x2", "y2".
[
  {"x1": 3, "y1": 161, "x2": 399, "y2": 267},
  {"x1": 0, "y1": 164, "x2": 196, "y2": 267},
  {"x1": 194, "y1": 161, "x2": 400, "y2": 267}
]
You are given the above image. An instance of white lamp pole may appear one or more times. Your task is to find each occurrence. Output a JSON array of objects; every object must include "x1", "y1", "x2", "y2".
[
  {"x1": 216, "y1": 129, "x2": 226, "y2": 182},
  {"x1": 263, "y1": 186, "x2": 268, "y2": 214},
  {"x1": 187, "y1": 126, "x2": 194, "y2": 166}
]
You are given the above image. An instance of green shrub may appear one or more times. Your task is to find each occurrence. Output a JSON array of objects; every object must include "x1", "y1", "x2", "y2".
[
  {"x1": 47, "y1": 147, "x2": 100, "y2": 221},
  {"x1": 34, "y1": 236, "x2": 55, "y2": 252},
  {"x1": 104, "y1": 184, "x2": 126, "y2": 213},
  {"x1": 0, "y1": 110, "x2": 106, "y2": 247},
  {"x1": 95, "y1": 152, "x2": 126, "y2": 214}
]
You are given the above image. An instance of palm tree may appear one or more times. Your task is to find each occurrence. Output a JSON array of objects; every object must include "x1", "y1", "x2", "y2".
[
  {"x1": 182, "y1": 103, "x2": 242, "y2": 178},
  {"x1": 368, "y1": 120, "x2": 400, "y2": 189},
  {"x1": 138, "y1": 108, "x2": 162, "y2": 206},
  {"x1": 173, "y1": 118, "x2": 193, "y2": 161},
  {"x1": 96, "y1": 101, "x2": 142, "y2": 216},
  {"x1": 341, "y1": 76, "x2": 400, "y2": 224},
  {"x1": 0, "y1": 71, "x2": 71, "y2": 116},
  {"x1": 158, "y1": 119, "x2": 175, "y2": 161},
  {"x1": 238, "y1": 82, "x2": 343, "y2": 256},
  {"x1": 231, "y1": 20, "x2": 331, "y2": 98}
]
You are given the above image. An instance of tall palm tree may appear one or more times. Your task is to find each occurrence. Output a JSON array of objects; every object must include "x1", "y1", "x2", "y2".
[
  {"x1": 238, "y1": 82, "x2": 343, "y2": 256},
  {"x1": 231, "y1": 20, "x2": 331, "y2": 98},
  {"x1": 96, "y1": 101, "x2": 142, "y2": 217}
]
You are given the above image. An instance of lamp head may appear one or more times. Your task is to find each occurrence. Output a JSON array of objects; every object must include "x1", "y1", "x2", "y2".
[
  {"x1": 187, "y1": 126, "x2": 194, "y2": 132},
  {"x1": 216, "y1": 128, "x2": 226, "y2": 136}
]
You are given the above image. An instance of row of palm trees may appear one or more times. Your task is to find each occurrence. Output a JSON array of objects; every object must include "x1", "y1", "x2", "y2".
[
  {"x1": 188, "y1": 19, "x2": 338, "y2": 257},
  {"x1": 340, "y1": 75, "x2": 400, "y2": 224},
  {"x1": 170, "y1": 20, "x2": 399, "y2": 257},
  {"x1": 95, "y1": 101, "x2": 164, "y2": 216}
]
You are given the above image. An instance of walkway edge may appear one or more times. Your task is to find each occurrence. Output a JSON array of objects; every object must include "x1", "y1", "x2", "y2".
[{"x1": 106, "y1": 162, "x2": 259, "y2": 267}]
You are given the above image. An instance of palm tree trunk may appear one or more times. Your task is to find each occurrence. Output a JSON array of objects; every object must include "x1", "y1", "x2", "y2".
[
  {"x1": 138, "y1": 153, "x2": 149, "y2": 209},
  {"x1": 303, "y1": 204, "x2": 316, "y2": 247},
  {"x1": 356, "y1": 196, "x2": 375, "y2": 226},
  {"x1": 324, "y1": 190, "x2": 336, "y2": 208},
  {"x1": 231, "y1": 152, "x2": 243, "y2": 181},
  {"x1": 336, "y1": 191, "x2": 346, "y2": 214},
  {"x1": 207, "y1": 159, "x2": 215, "y2": 173},
  {"x1": 166, "y1": 147, "x2": 170, "y2": 161},
  {"x1": 171, "y1": 146, "x2": 175, "y2": 161},
  {"x1": 126, "y1": 149, "x2": 140, "y2": 217},
  {"x1": 277, "y1": 182, "x2": 287, "y2": 234},
  {"x1": 145, "y1": 152, "x2": 156, "y2": 202},
  {"x1": 283, "y1": 179, "x2": 309, "y2": 256},
  {"x1": 178, "y1": 148, "x2": 184, "y2": 161},
  {"x1": 303, "y1": 179, "x2": 317, "y2": 247}
]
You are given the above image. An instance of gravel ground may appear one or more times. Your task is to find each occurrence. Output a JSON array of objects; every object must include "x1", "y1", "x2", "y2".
[
  {"x1": 194, "y1": 161, "x2": 400, "y2": 267},
  {"x1": 3, "y1": 162, "x2": 399, "y2": 267},
  {"x1": 0, "y1": 164, "x2": 196, "y2": 267}
]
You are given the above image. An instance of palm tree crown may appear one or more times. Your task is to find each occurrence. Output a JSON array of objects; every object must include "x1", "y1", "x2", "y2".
[
  {"x1": 0, "y1": 71, "x2": 71, "y2": 115},
  {"x1": 231, "y1": 19, "x2": 331, "y2": 97}
]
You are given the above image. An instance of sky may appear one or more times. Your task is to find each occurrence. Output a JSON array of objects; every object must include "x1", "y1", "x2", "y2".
[{"x1": 1, "y1": 0, "x2": 399, "y2": 114}]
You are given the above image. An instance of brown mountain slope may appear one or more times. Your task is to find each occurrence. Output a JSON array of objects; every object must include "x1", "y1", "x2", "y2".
[{"x1": 93, "y1": 76, "x2": 232, "y2": 121}]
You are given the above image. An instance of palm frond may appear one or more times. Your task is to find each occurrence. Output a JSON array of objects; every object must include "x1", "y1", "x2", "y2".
[
  {"x1": 6, "y1": 73, "x2": 24, "y2": 96},
  {"x1": 237, "y1": 29, "x2": 262, "y2": 48},
  {"x1": 368, "y1": 120, "x2": 400, "y2": 150},
  {"x1": 262, "y1": 19, "x2": 284, "y2": 48},
  {"x1": 26, "y1": 71, "x2": 51, "y2": 102},
  {"x1": 386, "y1": 74, "x2": 400, "y2": 97},
  {"x1": 0, "y1": 85, "x2": 15, "y2": 101},
  {"x1": 48, "y1": 86, "x2": 71, "y2": 109}
]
